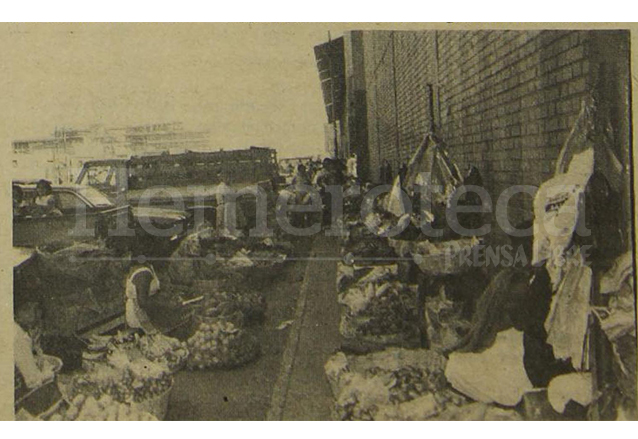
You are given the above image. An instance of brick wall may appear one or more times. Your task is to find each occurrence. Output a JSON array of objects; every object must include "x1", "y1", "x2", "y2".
[{"x1": 357, "y1": 29, "x2": 630, "y2": 232}]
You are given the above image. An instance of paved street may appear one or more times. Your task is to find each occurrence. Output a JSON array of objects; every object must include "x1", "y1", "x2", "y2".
[{"x1": 166, "y1": 236, "x2": 340, "y2": 421}]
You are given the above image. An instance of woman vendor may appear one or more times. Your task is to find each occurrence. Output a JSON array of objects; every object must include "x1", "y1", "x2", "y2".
[{"x1": 125, "y1": 264, "x2": 162, "y2": 335}]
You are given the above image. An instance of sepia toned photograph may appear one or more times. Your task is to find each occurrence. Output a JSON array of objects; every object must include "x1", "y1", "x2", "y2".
[{"x1": 4, "y1": 23, "x2": 636, "y2": 421}]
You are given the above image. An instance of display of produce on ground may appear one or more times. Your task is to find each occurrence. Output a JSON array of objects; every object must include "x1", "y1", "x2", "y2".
[
  {"x1": 12, "y1": 105, "x2": 637, "y2": 420},
  {"x1": 168, "y1": 228, "x2": 292, "y2": 287}
]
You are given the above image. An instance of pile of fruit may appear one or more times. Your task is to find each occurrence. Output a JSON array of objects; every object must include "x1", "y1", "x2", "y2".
[
  {"x1": 48, "y1": 394, "x2": 158, "y2": 421},
  {"x1": 184, "y1": 317, "x2": 260, "y2": 370},
  {"x1": 338, "y1": 279, "x2": 419, "y2": 341}
]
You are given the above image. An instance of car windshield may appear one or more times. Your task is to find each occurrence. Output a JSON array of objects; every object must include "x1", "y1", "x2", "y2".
[{"x1": 75, "y1": 186, "x2": 115, "y2": 208}]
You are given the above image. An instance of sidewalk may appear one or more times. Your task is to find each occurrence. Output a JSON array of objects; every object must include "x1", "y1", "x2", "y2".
[{"x1": 268, "y1": 235, "x2": 341, "y2": 420}]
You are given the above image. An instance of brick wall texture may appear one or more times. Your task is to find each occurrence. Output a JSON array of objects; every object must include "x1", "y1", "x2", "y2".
[{"x1": 358, "y1": 30, "x2": 630, "y2": 228}]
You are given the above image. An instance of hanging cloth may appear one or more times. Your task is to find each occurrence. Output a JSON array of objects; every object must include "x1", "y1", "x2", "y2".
[{"x1": 544, "y1": 250, "x2": 592, "y2": 370}]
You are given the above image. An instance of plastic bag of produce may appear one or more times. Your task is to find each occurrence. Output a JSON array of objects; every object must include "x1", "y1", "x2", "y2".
[{"x1": 184, "y1": 317, "x2": 260, "y2": 370}]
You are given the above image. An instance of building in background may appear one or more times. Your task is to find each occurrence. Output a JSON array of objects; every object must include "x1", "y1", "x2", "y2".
[
  {"x1": 315, "y1": 29, "x2": 632, "y2": 237},
  {"x1": 12, "y1": 122, "x2": 210, "y2": 182},
  {"x1": 314, "y1": 36, "x2": 346, "y2": 160}
]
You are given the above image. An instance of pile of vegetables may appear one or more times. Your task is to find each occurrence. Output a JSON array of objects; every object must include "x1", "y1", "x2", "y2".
[
  {"x1": 184, "y1": 317, "x2": 260, "y2": 370},
  {"x1": 48, "y1": 394, "x2": 158, "y2": 421},
  {"x1": 70, "y1": 348, "x2": 173, "y2": 404},
  {"x1": 86, "y1": 331, "x2": 189, "y2": 372},
  {"x1": 168, "y1": 229, "x2": 292, "y2": 285},
  {"x1": 338, "y1": 277, "x2": 419, "y2": 342},
  {"x1": 324, "y1": 348, "x2": 454, "y2": 421}
]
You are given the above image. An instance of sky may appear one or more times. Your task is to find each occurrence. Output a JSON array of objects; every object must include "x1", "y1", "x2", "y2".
[{"x1": 0, "y1": 23, "x2": 351, "y2": 159}]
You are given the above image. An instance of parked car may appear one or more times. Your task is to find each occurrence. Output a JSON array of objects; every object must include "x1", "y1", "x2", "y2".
[{"x1": 13, "y1": 181, "x2": 191, "y2": 255}]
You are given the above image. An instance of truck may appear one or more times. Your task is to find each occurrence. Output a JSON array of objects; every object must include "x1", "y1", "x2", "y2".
[{"x1": 75, "y1": 147, "x2": 282, "y2": 231}]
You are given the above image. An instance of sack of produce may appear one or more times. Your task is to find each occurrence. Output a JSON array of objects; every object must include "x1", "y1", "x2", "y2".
[
  {"x1": 184, "y1": 317, "x2": 260, "y2": 370},
  {"x1": 324, "y1": 348, "x2": 451, "y2": 420},
  {"x1": 47, "y1": 394, "x2": 158, "y2": 421}
]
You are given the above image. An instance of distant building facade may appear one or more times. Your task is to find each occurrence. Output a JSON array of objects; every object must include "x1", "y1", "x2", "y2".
[{"x1": 12, "y1": 122, "x2": 210, "y2": 182}]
